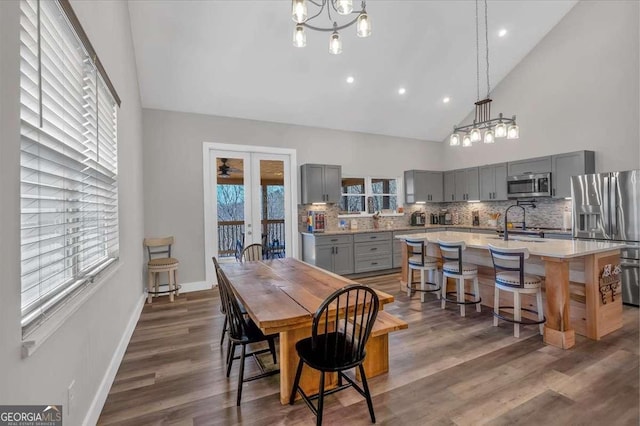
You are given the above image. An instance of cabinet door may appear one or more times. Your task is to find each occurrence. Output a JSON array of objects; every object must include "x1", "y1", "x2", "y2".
[
  {"x1": 428, "y1": 171, "x2": 444, "y2": 202},
  {"x1": 323, "y1": 165, "x2": 342, "y2": 203},
  {"x1": 301, "y1": 164, "x2": 325, "y2": 203},
  {"x1": 551, "y1": 151, "x2": 594, "y2": 199},
  {"x1": 507, "y1": 156, "x2": 552, "y2": 176},
  {"x1": 465, "y1": 168, "x2": 480, "y2": 201},
  {"x1": 479, "y1": 166, "x2": 495, "y2": 201},
  {"x1": 414, "y1": 171, "x2": 430, "y2": 202},
  {"x1": 333, "y1": 243, "x2": 354, "y2": 275},
  {"x1": 315, "y1": 245, "x2": 334, "y2": 272},
  {"x1": 454, "y1": 169, "x2": 467, "y2": 201},
  {"x1": 444, "y1": 171, "x2": 456, "y2": 202},
  {"x1": 494, "y1": 163, "x2": 508, "y2": 200}
]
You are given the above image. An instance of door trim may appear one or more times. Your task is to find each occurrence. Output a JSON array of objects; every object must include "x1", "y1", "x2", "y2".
[{"x1": 202, "y1": 142, "x2": 298, "y2": 286}]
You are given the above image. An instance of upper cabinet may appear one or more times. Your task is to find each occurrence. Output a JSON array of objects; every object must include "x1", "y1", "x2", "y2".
[
  {"x1": 507, "y1": 156, "x2": 552, "y2": 176},
  {"x1": 551, "y1": 151, "x2": 595, "y2": 198},
  {"x1": 479, "y1": 163, "x2": 508, "y2": 201},
  {"x1": 404, "y1": 170, "x2": 443, "y2": 203},
  {"x1": 300, "y1": 164, "x2": 342, "y2": 204},
  {"x1": 444, "y1": 171, "x2": 456, "y2": 202},
  {"x1": 453, "y1": 167, "x2": 480, "y2": 201}
]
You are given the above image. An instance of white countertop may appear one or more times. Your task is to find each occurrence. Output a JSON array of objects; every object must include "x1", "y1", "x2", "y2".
[{"x1": 394, "y1": 231, "x2": 627, "y2": 259}]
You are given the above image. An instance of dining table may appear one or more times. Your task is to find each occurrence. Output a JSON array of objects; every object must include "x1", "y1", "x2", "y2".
[{"x1": 220, "y1": 257, "x2": 395, "y2": 405}]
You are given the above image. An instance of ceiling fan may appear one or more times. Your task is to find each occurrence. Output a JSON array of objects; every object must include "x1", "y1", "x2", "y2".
[{"x1": 218, "y1": 158, "x2": 241, "y2": 178}]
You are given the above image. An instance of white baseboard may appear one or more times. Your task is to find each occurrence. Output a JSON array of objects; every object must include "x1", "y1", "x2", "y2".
[
  {"x1": 179, "y1": 280, "x2": 213, "y2": 293},
  {"x1": 83, "y1": 294, "x2": 145, "y2": 426}
]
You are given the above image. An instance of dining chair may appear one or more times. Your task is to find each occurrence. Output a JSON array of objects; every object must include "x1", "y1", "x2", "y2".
[
  {"x1": 215, "y1": 261, "x2": 279, "y2": 406},
  {"x1": 234, "y1": 239, "x2": 243, "y2": 262},
  {"x1": 241, "y1": 243, "x2": 264, "y2": 262},
  {"x1": 212, "y1": 257, "x2": 248, "y2": 354},
  {"x1": 289, "y1": 284, "x2": 379, "y2": 426},
  {"x1": 143, "y1": 236, "x2": 179, "y2": 303}
]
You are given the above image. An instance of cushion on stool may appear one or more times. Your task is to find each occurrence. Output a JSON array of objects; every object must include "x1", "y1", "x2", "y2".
[
  {"x1": 496, "y1": 272, "x2": 542, "y2": 289},
  {"x1": 442, "y1": 262, "x2": 477, "y2": 274},
  {"x1": 148, "y1": 257, "x2": 179, "y2": 267},
  {"x1": 409, "y1": 255, "x2": 438, "y2": 268}
]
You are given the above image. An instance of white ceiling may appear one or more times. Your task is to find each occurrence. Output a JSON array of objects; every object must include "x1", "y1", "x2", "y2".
[{"x1": 128, "y1": 0, "x2": 576, "y2": 141}]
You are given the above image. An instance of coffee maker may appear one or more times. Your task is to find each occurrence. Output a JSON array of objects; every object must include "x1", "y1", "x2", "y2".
[{"x1": 410, "y1": 211, "x2": 426, "y2": 226}]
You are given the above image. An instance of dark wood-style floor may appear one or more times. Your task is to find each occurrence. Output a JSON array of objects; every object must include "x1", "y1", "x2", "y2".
[{"x1": 98, "y1": 273, "x2": 639, "y2": 425}]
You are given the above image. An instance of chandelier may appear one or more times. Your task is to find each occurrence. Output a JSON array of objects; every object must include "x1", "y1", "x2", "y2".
[
  {"x1": 291, "y1": 0, "x2": 371, "y2": 54},
  {"x1": 450, "y1": 0, "x2": 519, "y2": 147}
]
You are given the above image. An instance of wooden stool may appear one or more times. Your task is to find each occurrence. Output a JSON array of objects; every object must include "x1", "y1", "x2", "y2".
[
  {"x1": 144, "y1": 236, "x2": 180, "y2": 303},
  {"x1": 489, "y1": 245, "x2": 546, "y2": 337},
  {"x1": 405, "y1": 239, "x2": 441, "y2": 303},
  {"x1": 438, "y1": 240, "x2": 481, "y2": 317}
]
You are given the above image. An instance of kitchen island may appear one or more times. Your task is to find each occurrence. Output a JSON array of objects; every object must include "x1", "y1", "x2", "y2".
[{"x1": 395, "y1": 231, "x2": 627, "y2": 349}]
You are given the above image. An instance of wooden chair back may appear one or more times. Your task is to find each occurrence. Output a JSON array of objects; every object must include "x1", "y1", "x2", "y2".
[
  {"x1": 241, "y1": 243, "x2": 263, "y2": 262},
  {"x1": 437, "y1": 239, "x2": 466, "y2": 273},
  {"x1": 405, "y1": 238, "x2": 426, "y2": 267},
  {"x1": 143, "y1": 236, "x2": 174, "y2": 260},
  {"x1": 488, "y1": 244, "x2": 530, "y2": 288}
]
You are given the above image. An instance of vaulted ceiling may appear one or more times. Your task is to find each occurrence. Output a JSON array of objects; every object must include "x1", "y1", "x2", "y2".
[{"x1": 128, "y1": 0, "x2": 576, "y2": 141}]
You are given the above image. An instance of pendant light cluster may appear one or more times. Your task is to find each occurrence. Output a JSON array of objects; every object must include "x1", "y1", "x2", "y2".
[
  {"x1": 450, "y1": 0, "x2": 519, "y2": 147},
  {"x1": 292, "y1": 0, "x2": 371, "y2": 54}
]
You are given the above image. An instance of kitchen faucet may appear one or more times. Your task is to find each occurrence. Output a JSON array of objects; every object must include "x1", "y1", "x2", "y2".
[{"x1": 503, "y1": 201, "x2": 536, "y2": 241}]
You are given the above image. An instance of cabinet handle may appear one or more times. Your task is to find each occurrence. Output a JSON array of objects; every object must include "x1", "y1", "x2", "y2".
[
  {"x1": 370, "y1": 247, "x2": 378, "y2": 251},
  {"x1": 370, "y1": 236, "x2": 377, "y2": 239},
  {"x1": 553, "y1": 188, "x2": 556, "y2": 196},
  {"x1": 331, "y1": 238, "x2": 338, "y2": 242},
  {"x1": 371, "y1": 262, "x2": 378, "y2": 265}
]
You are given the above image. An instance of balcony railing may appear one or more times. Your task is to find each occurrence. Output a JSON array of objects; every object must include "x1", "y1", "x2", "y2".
[{"x1": 218, "y1": 219, "x2": 285, "y2": 257}]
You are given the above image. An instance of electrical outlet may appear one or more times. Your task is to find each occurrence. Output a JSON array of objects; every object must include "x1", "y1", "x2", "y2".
[{"x1": 67, "y1": 380, "x2": 76, "y2": 416}]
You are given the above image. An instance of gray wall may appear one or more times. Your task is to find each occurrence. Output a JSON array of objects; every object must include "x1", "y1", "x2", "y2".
[
  {"x1": 441, "y1": 0, "x2": 640, "y2": 173},
  {"x1": 142, "y1": 109, "x2": 444, "y2": 284},
  {"x1": 0, "y1": 1, "x2": 144, "y2": 424}
]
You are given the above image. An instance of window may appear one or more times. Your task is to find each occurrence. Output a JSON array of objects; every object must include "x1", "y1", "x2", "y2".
[
  {"x1": 339, "y1": 177, "x2": 400, "y2": 215},
  {"x1": 20, "y1": 0, "x2": 120, "y2": 335}
]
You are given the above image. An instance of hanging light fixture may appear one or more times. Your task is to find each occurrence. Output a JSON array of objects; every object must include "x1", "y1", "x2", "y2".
[
  {"x1": 291, "y1": 0, "x2": 371, "y2": 54},
  {"x1": 449, "y1": 0, "x2": 519, "y2": 146}
]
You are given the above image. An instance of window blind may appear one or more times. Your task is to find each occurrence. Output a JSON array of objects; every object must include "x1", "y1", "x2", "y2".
[{"x1": 19, "y1": 0, "x2": 119, "y2": 335}]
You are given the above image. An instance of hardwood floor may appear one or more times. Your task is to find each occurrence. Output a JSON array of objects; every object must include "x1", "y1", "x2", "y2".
[{"x1": 98, "y1": 273, "x2": 639, "y2": 425}]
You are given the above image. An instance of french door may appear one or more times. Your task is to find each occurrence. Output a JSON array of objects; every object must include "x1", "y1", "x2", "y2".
[{"x1": 203, "y1": 143, "x2": 297, "y2": 285}]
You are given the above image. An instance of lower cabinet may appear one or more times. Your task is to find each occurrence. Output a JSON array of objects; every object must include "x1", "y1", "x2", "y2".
[
  {"x1": 302, "y1": 234, "x2": 354, "y2": 275},
  {"x1": 354, "y1": 232, "x2": 392, "y2": 273}
]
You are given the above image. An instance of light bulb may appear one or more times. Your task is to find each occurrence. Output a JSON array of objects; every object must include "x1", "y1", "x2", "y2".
[
  {"x1": 329, "y1": 31, "x2": 342, "y2": 55},
  {"x1": 495, "y1": 122, "x2": 507, "y2": 138},
  {"x1": 484, "y1": 129, "x2": 495, "y2": 144},
  {"x1": 462, "y1": 134, "x2": 472, "y2": 147},
  {"x1": 293, "y1": 25, "x2": 306, "y2": 48},
  {"x1": 356, "y1": 12, "x2": 371, "y2": 37},
  {"x1": 507, "y1": 123, "x2": 520, "y2": 139},
  {"x1": 470, "y1": 127, "x2": 481, "y2": 142},
  {"x1": 336, "y1": 0, "x2": 353, "y2": 15},
  {"x1": 450, "y1": 133, "x2": 460, "y2": 146},
  {"x1": 291, "y1": 0, "x2": 307, "y2": 23}
]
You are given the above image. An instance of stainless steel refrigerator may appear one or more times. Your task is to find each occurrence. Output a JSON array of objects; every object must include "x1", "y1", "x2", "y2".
[{"x1": 571, "y1": 170, "x2": 640, "y2": 306}]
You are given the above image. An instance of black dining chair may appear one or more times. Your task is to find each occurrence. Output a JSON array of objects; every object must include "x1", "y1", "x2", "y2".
[
  {"x1": 241, "y1": 243, "x2": 264, "y2": 262},
  {"x1": 215, "y1": 260, "x2": 279, "y2": 406},
  {"x1": 289, "y1": 284, "x2": 380, "y2": 426}
]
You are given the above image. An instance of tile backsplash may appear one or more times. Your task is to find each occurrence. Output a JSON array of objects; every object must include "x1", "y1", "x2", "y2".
[{"x1": 299, "y1": 198, "x2": 572, "y2": 232}]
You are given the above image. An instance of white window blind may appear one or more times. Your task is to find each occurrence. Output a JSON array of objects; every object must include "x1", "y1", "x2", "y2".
[{"x1": 19, "y1": 0, "x2": 119, "y2": 335}]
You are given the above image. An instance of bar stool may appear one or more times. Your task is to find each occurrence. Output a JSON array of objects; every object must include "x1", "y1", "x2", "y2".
[
  {"x1": 488, "y1": 245, "x2": 546, "y2": 337},
  {"x1": 438, "y1": 240, "x2": 481, "y2": 317},
  {"x1": 143, "y1": 236, "x2": 180, "y2": 304},
  {"x1": 405, "y1": 239, "x2": 441, "y2": 303}
]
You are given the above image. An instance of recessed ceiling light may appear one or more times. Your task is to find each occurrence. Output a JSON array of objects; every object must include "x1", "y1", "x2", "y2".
[
  {"x1": 398, "y1": 87, "x2": 406, "y2": 95},
  {"x1": 498, "y1": 28, "x2": 507, "y2": 37},
  {"x1": 443, "y1": 97, "x2": 451, "y2": 103},
  {"x1": 346, "y1": 76, "x2": 355, "y2": 84}
]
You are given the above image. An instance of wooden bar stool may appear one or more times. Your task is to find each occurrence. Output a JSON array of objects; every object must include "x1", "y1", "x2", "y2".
[
  {"x1": 144, "y1": 236, "x2": 180, "y2": 303},
  {"x1": 405, "y1": 239, "x2": 441, "y2": 303},
  {"x1": 438, "y1": 240, "x2": 481, "y2": 317},
  {"x1": 488, "y1": 245, "x2": 546, "y2": 337}
]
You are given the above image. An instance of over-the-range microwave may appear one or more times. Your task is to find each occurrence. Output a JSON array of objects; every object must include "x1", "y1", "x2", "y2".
[{"x1": 507, "y1": 172, "x2": 552, "y2": 198}]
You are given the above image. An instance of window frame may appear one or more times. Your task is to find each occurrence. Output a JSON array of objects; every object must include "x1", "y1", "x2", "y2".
[{"x1": 338, "y1": 176, "x2": 404, "y2": 218}]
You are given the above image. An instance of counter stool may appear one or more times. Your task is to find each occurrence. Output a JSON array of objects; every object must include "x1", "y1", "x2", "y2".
[
  {"x1": 488, "y1": 245, "x2": 545, "y2": 338},
  {"x1": 144, "y1": 236, "x2": 180, "y2": 304},
  {"x1": 405, "y1": 239, "x2": 441, "y2": 303},
  {"x1": 438, "y1": 240, "x2": 481, "y2": 317}
]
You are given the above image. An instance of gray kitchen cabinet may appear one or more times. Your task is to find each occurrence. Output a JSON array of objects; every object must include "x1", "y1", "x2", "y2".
[
  {"x1": 544, "y1": 232, "x2": 573, "y2": 240},
  {"x1": 300, "y1": 164, "x2": 342, "y2": 204},
  {"x1": 507, "y1": 156, "x2": 552, "y2": 176},
  {"x1": 353, "y1": 232, "x2": 392, "y2": 273},
  {"x1": 404, "y1": 170, "x2": 443, "y2": 203},
  {"x1": 551, "y1": 151, "x2": 595, "y2": 198},
  {"x1": 444, "y1": 171, "x2": 456, "y2": 202},
  {"x1": 479, "y1": 163, "x2": 507, "y2": 201},
  {"x1": 454, "y1": 167, "x2": 480, "y2": 201},
  {"x1": 301, "y1": 233, "x2": 354, "y2": 274}
]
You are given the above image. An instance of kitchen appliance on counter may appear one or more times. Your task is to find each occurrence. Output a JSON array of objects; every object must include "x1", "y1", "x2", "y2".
[
  {"x1": 307, "y1": 210, "x2": 326, "y2": 233},
  {"x1": 571, "y1": 170, "x2": 640, "y2": 306},
  {"x1": 507, "y1": 172, "x2": 551, "y2": 198},
  {"x1": 439, "y1": 209, "x2": 452, "y2": 225},
  {"x1": 430, "y1": 213, "x2": 439, "y2": 224},
  {"x1": 411, "y1": 211, "x2": 426, "y2": 226}
]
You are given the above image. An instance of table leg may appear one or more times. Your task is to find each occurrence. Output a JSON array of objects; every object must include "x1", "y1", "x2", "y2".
[
  {"x1": 279, "y1": 327, "x2": 337, "y2": 405},
  {"x1": 542, "y1": 258, "x2": 575, "y2": 349}
]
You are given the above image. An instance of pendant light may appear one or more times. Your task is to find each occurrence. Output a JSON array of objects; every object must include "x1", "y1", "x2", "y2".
[
  {"x1": 356, "y1": 9, "x2": 371, "y2": 37},
  {"x1": 293, "y1": 24, "x2": 306, "y2": 48},
  {"x1": 329, "y1": 29, "x2": 343, "y2": 55},
  {"x1": 450, "y1": 132, "x2": 461, "y2": 146},
  {"x1": 462, "y1": 133, "x2": 472, "y2": 147},
  {"x1": 484, "y1": 128, "x2": 495, "y2": 143},
  {"x1": 507, "y1": 119, "x2": 520, "y2": 139},
  {"x1": 470, "y1": 127, "x2": 481, "y2": 143},
  {"x1": 336, "y1": 0, "x2": 353, "y2": 15},
  {"x1": 292, "y1": 0, "x2": 307, "y2": 23}
]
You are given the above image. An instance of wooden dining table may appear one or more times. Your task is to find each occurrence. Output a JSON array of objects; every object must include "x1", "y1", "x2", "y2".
[{"x1": 220, "y1": 257, "x2": 395, "y2": 405}]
